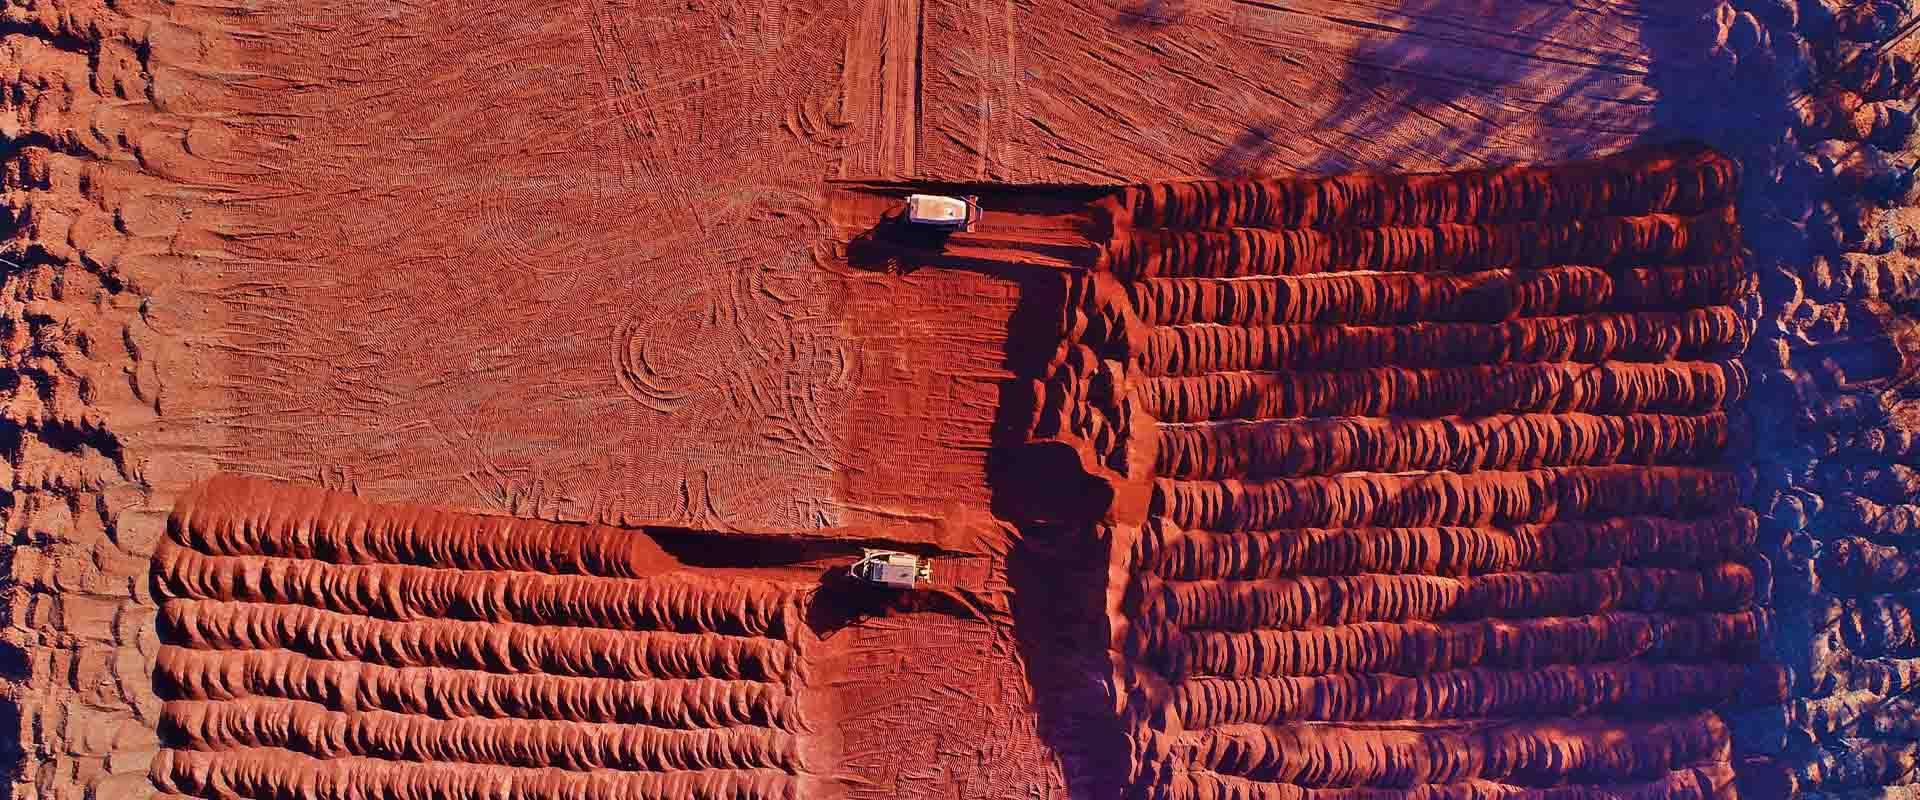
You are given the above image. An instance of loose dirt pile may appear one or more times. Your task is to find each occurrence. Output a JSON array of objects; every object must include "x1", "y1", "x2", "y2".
[
  {"x1": 1002, "y1": 147, "x2": 1774, "y2": 798},
  {"x1": 151, "y1": 476, "x2": 827, "y2": 800},
  {"x1": 1638, "y1": 0, "x2": 1920, "y2": 794},
  {"x1": 3, "y1": 0, "x2": 1920, "y2": 798}
]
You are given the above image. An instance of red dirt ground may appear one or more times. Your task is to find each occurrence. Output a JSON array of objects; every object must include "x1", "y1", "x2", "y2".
[
  {"x1": 151, "y1": 146, "x2": 1768, "y2": 800},
  {"x1": 196, "y1": 0, "x2": 1676, "y2": 534},
  {"x1": 5, "y1": 1, "x2": 1920, "y2": 800}
]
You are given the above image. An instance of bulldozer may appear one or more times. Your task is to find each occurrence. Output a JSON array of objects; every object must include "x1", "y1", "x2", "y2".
[
  {"x1": 903, "y1": 194, "x2": 979, "y2": 232},
  {"x1": 849, "y1": 549, "x2": 931, "y2": 589}
]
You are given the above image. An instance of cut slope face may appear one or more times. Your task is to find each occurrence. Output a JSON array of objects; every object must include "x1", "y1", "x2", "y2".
[
  {"x1": 148, "y1": 476, "x2": 824, "y2": 800},
  {"x1": 1020, "y1": 146, "x2": 1780, "y2": 798}
]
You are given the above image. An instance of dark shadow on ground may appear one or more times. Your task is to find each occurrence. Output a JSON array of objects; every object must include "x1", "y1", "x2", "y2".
[
  {"x1": 845, "y1": 208, "x2": 958, "y2": 274},
  {"x1": 1210, "y1": 0, "x2": 1662, "y2": 177},
  {"x1": 802, "y1": 568, "x2": 996, "y2": 637},
  {"x1": 1003, "y1": 521, "x2": 1132, "y2": 798},
  {"x1": 645, "y1": 527, "x2": 863, "y2": 568},
  {"x1": 1114, "y1": 0, "x2": 1186, "y2": 27},
  {"x1": 986, "y1": 270, "x2": 1134, "y2": 797}
]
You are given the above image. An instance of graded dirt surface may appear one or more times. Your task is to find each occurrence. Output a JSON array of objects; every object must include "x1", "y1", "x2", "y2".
[
  {"x1": 4, "y1": 1, "x2": 1920, "y2": 800},
  {"x1": 197, "y1": 0, "x2": 1685, "y2": 533}
]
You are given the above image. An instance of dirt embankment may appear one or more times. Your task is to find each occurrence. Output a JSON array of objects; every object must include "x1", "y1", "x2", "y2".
[
  {"x1": 0, "y1": 2, "x2": 238, "y2": 799},
  {"x1": 1011, "y1": 147, "x2": 1775, "y2": 799},
  {"x1": 149, "y1": 476, "x2": 831, "y2": 800},
  {"x1": 0, "y1": 1, "x2": 1913, "y2": 798},
  {"x1": 1652, "y1": 0, "x2": 1920, "y2": 795}
]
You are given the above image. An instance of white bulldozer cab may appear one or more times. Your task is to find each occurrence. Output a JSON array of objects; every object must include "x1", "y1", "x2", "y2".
[
  {"x1": 850, "y1": 549, "x2": 931, "y2": 589},
  {"x1": 903, "y1": 194, "x2": 979, "y2": 231}
]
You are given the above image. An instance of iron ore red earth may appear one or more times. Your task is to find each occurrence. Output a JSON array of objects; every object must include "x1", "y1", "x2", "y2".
[{"x1": 4, "y1": 1, "x2": 1920, "y2": 800}]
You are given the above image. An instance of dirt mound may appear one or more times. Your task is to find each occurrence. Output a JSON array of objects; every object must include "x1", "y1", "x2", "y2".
[
  {"x1": 150, "y1": 477, "x2": 826, "y2": 800},
  {"x1": 2, "y1": 0, "x2": 1917, "y2": 795},
  {"x1": 1010, "y1": 146, "x2": 1774, "y2": 798}
]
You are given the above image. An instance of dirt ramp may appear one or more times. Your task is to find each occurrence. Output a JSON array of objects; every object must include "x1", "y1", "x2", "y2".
[{"x1": 151, "y1": 477, "x2": 827, "y2": 800}]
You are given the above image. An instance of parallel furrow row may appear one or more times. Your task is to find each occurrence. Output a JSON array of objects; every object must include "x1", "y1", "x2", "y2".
[
  {"x1": 154, "y1": 748, "x2": 797, "y2": 800},
  {"x1": 1139, "y1": 361, "x2": 1746, "y2": 424},
  {"x1": 1168, "y1": 713, "x2": 1731, "y2": 787},
  {"x1": 1139, "y1": 308, "x2": 1747, "y2": 376},
  {"x1": 168, "y1": 474, "x2": 674, "y2": 578},
  {"x1": 154, "y1": 544, "x2": 797, "y2": 637},
  {"x1": 1140, "y1": 610, "x2": 1768, "y2": 679},
  {"x1": 156, "y1": 647, "x2": 801, "y2": 730},
  {"x1": 163, "y1": 698, "x2": 802, "y2": 772},
  {"x1": 1105, "y1": 210, "x2": 1735, "y2": 280},
  {"x1": 1127, "y1": 262, "x2": 1744, "y2": 327},
  {"x1": 1151, "y1": 467, "x2": 1741, "y2": 532},
  {"x1": 1136, "y1": 511, "x2": 1759, "y2": 580},
  {"x1": 1147, "y1": 765, "x2": 1734, "y2": 800},
  {"x1": 1104, "y1": 145, "x2": 1735, "y2": 232},
  {"x1": 1161, "y1": 662, "x2": 1786, "y2": 727},
  {"x1": 160, "y1": 600, "x2": 795, "y2": 682},
  {"x1": 1156, "y1": 412, "x2": 1730, "y2": 480},
  {"x1": 1142, "y1": 565, "x2": 1757, "y2": 631}
]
